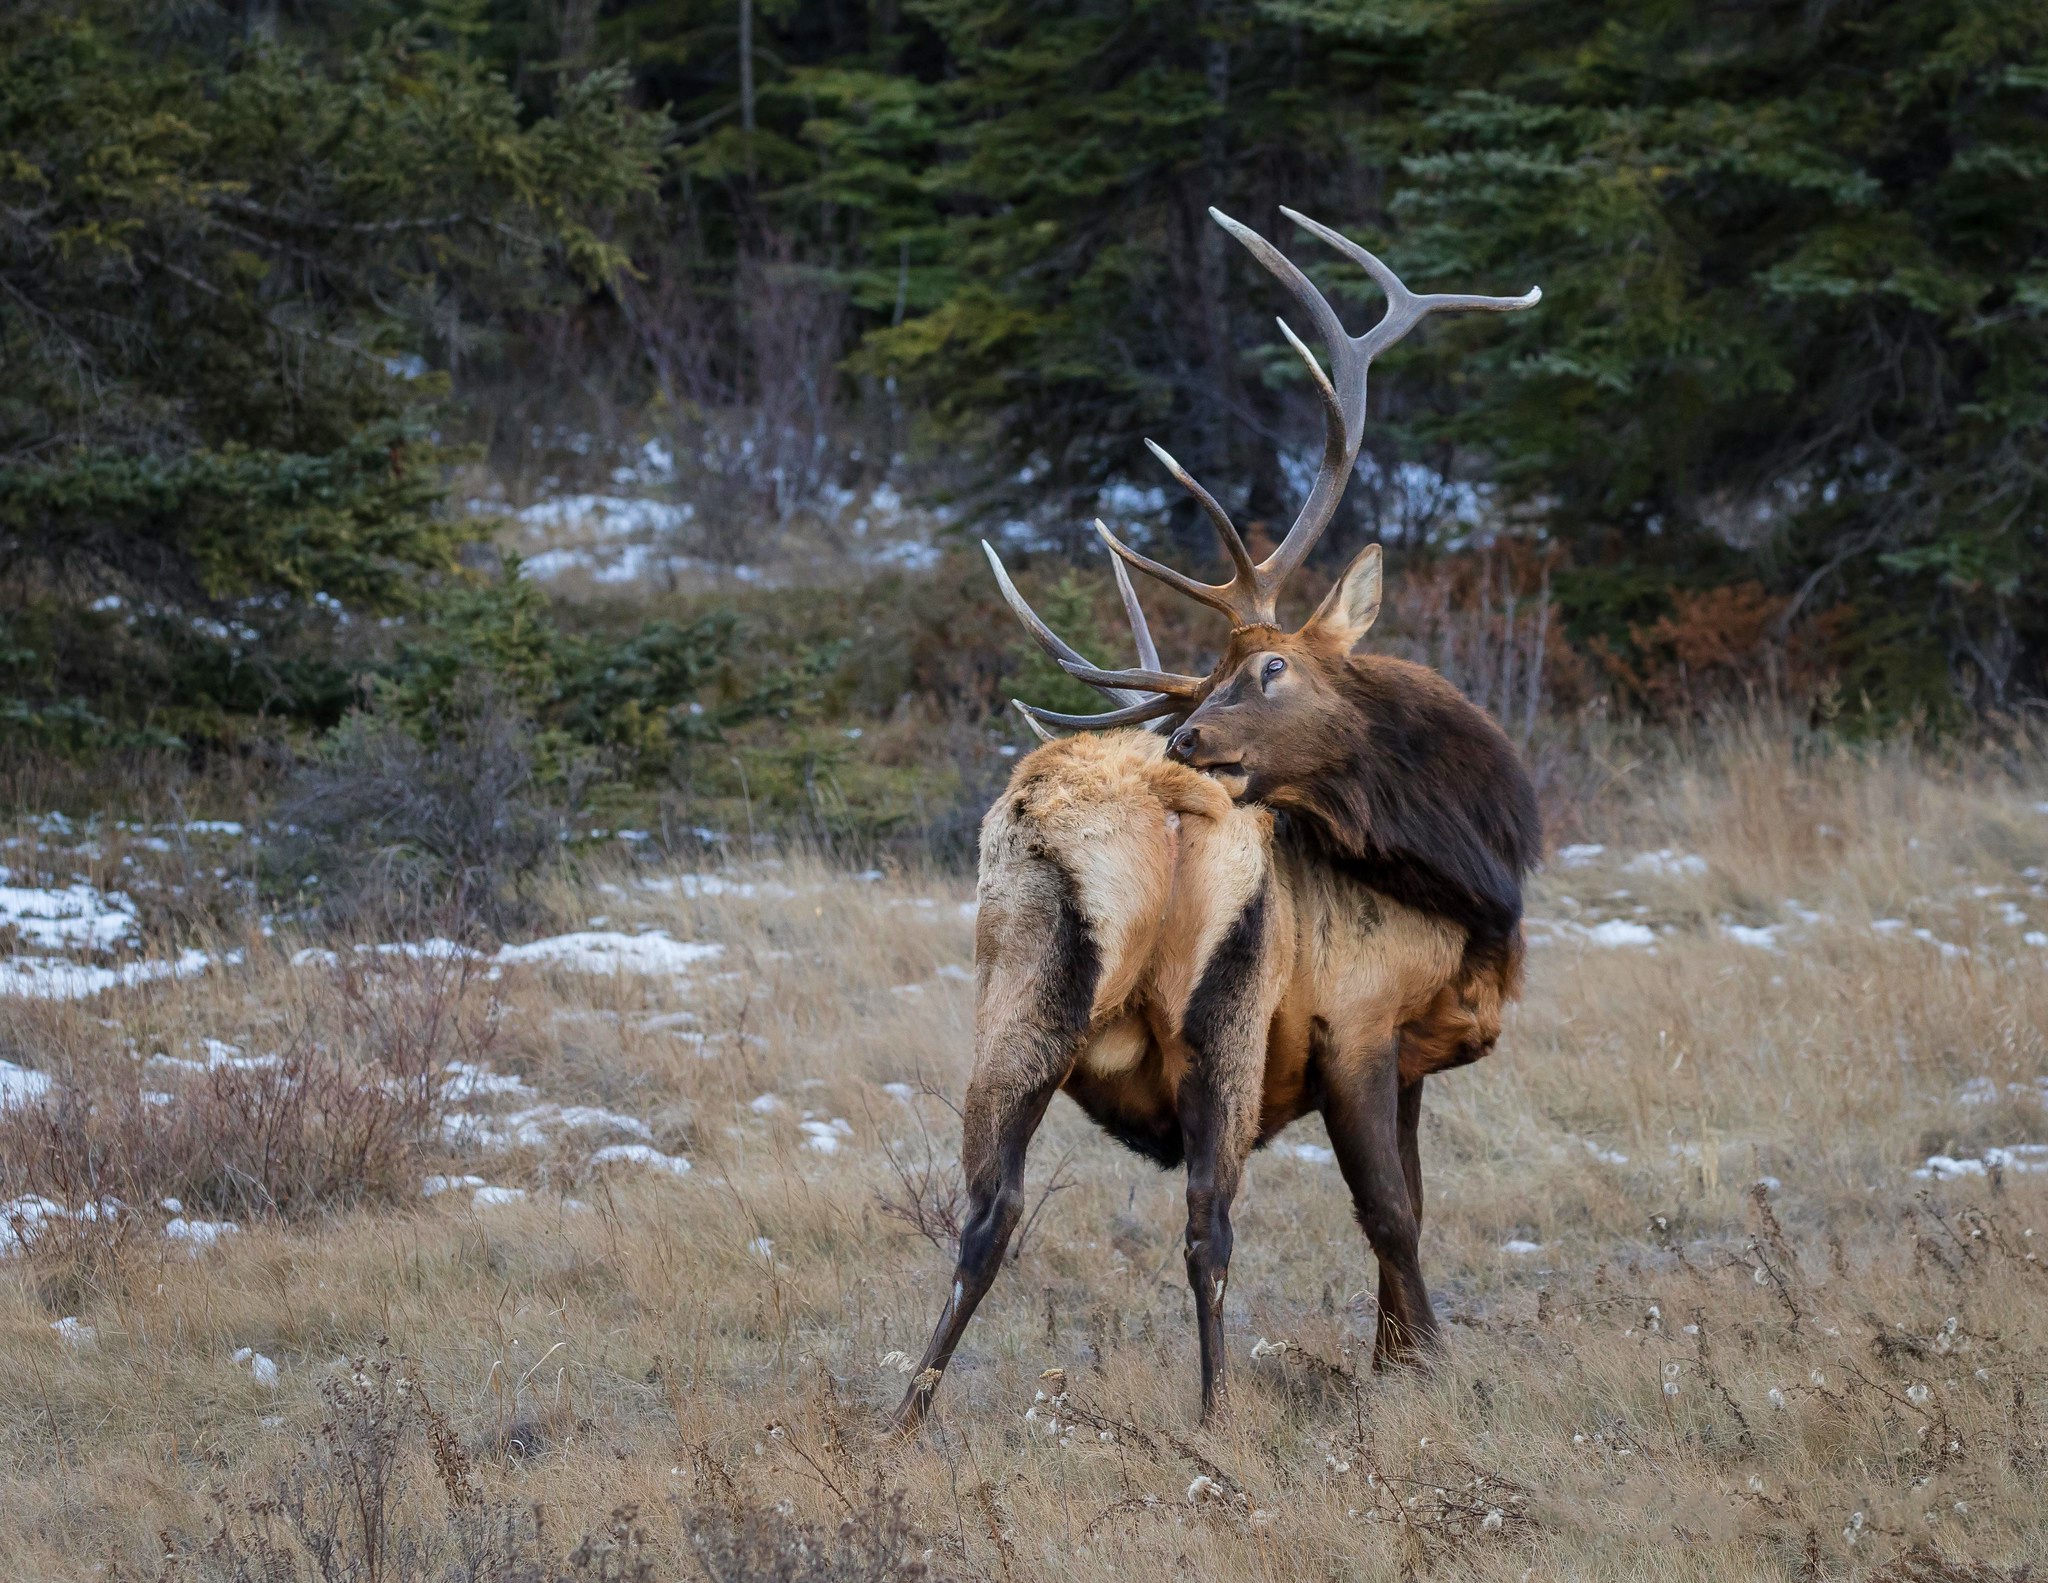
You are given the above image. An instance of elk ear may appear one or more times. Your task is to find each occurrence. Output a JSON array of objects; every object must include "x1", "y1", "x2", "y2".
[{"x1": 1305, "y1": 543, "x2": 1383, "y2": 652}]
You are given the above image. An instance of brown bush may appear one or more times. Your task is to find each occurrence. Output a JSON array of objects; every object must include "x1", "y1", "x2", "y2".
[{"x1": 0, "y1": 953, "x2": 500, "y2": 1253}]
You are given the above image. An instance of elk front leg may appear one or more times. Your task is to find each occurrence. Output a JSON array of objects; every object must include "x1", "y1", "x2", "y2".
[
  {"x1": 1323, "y1": 1044, "x2": 1440, "y2": 1368},
  {"x1": 1178, "y1": 1069, "x2": 1247, "y2": 1425},
  {"x1": 1397, "y1": 1072, "x2": 1425, "y2": 1232},
  {"x1": 1175, "y1": 883, "x2": 1272, "y2": 1425}
]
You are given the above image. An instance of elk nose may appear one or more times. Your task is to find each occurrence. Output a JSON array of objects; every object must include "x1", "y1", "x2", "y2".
[{"x1": 1167, "y1": 725, "x2": 1199, "y2": 762}]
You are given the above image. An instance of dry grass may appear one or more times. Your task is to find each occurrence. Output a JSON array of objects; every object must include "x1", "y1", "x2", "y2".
[{"x1": 3, "y1": 726, "x2": 2047, "y2": 1580}]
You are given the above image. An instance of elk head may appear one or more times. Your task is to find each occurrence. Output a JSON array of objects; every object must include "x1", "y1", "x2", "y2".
[{"x1": 986, "y1": 207, "x2": 1539, "y2": 799}]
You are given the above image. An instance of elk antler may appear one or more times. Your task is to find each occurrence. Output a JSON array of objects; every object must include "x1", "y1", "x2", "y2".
[
  {"x1": 1093, "y1": 208, "x2": 1539, "y2": 629},
  {"x1": 989, "y1": 208, "x2": 1540, "y2": 734},
  {"x1": 982, "y1": 541, "x2": 1201, "y2": 738}
]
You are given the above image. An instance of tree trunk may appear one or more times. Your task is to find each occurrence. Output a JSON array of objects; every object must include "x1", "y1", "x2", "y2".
[{"x1": 739, "y1": 0, "x2": 757, "y2": 182}]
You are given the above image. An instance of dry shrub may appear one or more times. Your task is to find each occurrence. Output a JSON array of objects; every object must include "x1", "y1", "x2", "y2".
[
  {"x1": 684, "y1": 1474, "x2": 942, "y2": 1583},
  {"x1": 1376, "y1": 539, "x2": 1595, "y2": 739},
  {"x1": 273, "y1": 685, "x2": 579, "y2": 936},
  {"x1": 167, "y1": 1349, "x2": 657, "y2": 1583},
  {"x1": 164, "y1": 1349, "x2": 938, "y2": 1583},
  {"x1": 0, "y1": 953, "x2": 498, "y2": 1251},
  {"x1": 1590, "y1": 581, "x2": 1835, "y2": 721}
]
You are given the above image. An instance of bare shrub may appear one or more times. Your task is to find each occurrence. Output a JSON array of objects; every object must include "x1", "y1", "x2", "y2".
[
  {"x1": 167, "y1": 1349, "x2": 657, "y2": 1583},
  {"x1": 626, "y1": 226, "x2": 854, "y2": 565},
  {"x1": 0, "y1": 953, "x2": 497, "y2": 1249},
  {"x1": 683, "y1": 1476, "x2": 941, "y2": 1583},
  {"x1": 163, "y1": 1349, "x2": 935, "y2": 1583},
  {"x1": 273, "y1": 684, "x2": 579, "y2": 936}
]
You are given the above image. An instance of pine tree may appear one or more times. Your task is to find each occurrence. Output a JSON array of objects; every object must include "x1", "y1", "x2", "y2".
[{"x1": 0, "y1": 0, "x2": 666, "y2": 743}]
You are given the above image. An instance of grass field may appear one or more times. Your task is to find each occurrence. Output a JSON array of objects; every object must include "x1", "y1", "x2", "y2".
[{"x1": 3, "y1": 726, "x2": 2047, "y2": 1581}]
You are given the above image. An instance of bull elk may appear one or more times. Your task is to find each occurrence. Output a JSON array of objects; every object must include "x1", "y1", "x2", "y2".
[{"x1": 894, "y1": 208, "x2": 1542, "y2": 1430}]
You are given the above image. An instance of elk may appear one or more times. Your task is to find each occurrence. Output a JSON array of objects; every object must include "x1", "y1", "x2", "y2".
[{"x1": 892, "y1": 208, "x2": 1541, "y2": 1431}]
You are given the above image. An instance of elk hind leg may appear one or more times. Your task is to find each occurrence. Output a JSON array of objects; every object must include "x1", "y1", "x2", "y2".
[{"x1": 892, "y1": 868, "x2": 1098, "y2": 1431}]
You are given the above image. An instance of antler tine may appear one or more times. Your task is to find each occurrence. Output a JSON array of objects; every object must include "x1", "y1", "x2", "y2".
[
  {"x1": 1013, "y1": 694, "x2": 1181, "y2": 732},
  {"x1": 1211, "y1": 204, "x2": 1541, "y2": 598},
  {"x1": 982, "y1": 541, "x2": 1149, "y2": 709},
  {"x1": 1012, "y1": 699, "x2": 1059, "y2": 743},
  {"x1": 1092, "y1": 519, "x2": 1244, "y2": 621},
  {"x1": 1112, "y1": 557, "x2": 1160, "y2": 673},
  {"x1": 1142, "y1": 439, "x2": 1258, "y2": 589},
  {"x1": 1280, "y1": 206, "x2": 1540, "y2": 365},
  {"x1": 1054, "y1": 656, "x2": 1206, "y2": 697}
]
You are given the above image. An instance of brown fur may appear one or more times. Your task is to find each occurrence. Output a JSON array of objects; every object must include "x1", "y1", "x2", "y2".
[{"x1": 893, "y1": 727, "x2": 1522, "y2": 1430}]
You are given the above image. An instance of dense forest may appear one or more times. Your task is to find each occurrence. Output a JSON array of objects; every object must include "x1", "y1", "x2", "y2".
[{"x1": 5, "y1": 0, "x2": 2045, "y2": 829}]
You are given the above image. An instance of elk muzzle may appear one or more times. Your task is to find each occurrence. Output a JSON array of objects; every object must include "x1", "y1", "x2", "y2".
[{"x1": 1167, "y1": 720, "x2": 1251, "y2": 799}]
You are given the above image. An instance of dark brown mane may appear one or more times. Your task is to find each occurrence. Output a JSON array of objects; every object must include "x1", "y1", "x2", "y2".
[{"x1": 1275, "y1": 655, "x2": 1539, "y2": 950}]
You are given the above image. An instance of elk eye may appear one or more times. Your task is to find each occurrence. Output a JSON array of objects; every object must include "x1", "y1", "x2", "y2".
[{"x1": 1262, "y1": 657, "x2": 1287, "y2": 681}]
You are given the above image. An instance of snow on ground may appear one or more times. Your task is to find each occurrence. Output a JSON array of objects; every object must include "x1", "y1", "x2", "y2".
[
  {"x1": 232, "y1": 1346, "x2": 279, "y2": 1386},
  {"x1": 1913, "y1": 1145, "x2": 2048, "y2": 1181},
  {"x1": 589, "y1": 1142, "x2": 692, "y2": 1176},
  {"x1": 0, "y1": 948, "x2": 218, "y2": 1001},
  {"x1": 165, "y1": 1216, "x2": 241, "y2": 1250},
  {"x1": 1623, "y1": 849, "x2": 1709, "y2": 878},
  {"x1": 1, "y1": 1058, "x2": 53, "y2": 1111},
  {"x1": 493, "y1": 931, "x2": 723, "y2": 976},
  {"x1": 0, "y1": 873, "x2": 139, "y2": 949},
  {"x1": 440, "y1": 1062, "x2": 537, "y2": 1101},
  {"x1": 1528, "y1": 918, "x2": 1660, "y2": 950},
  {"x1": 800, "y1": 1117, "x2": 853, "y2": 1155}
]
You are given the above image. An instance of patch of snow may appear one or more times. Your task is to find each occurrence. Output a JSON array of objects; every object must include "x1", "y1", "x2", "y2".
[
  {"x1": 1908, "y1": 927, "x2": 1968, "y2": 959},
  {"x1": 1913, "y1": 1146, "x2": 2048, "y2": 1181},
  {"x1": 3, "y1": 1195, "x2": 67, "y2": 1256},
  {"x1": 514, "y1": 493, "x2": 691, "y2": 539},
  {"x1": 1581, "y1": 1140, "x2": 1630, "y2": 1167},
  {"x1": 1500, "y1": 1239, "x2": 1545, "y2": 1255},
  {"x1": 589, "y1": 1143, "x2": 692, "y2": 1176},
  {"x1": 748, "y1": 1093, "x2": 782, "y2": 1114},
  {"x1": 1722, "y1": 923, "x2": 1782, "y2": 951},
  {"x1": 422, "y1": 1174, "x2": 488, "y2": 1197},
  {"x1": 0, "y1": 874, "x2": 138, "y2": 949},
  {"x1": 1581, "y1": 919, "x2": 1658, "y2": 949},
  {"x1": 2026, "y1": 932, "x2": 2048, "y2": 948},
  {"x1": 1625, "y1": 850, "x2": 1708, "y2": 878},
  {"x1": 232, "y1": 1346, "x2": 279, "y2": 1387},
  {"x1": 1957, "y1": 1076, "x2": 2048, "y2": 1107},
  {"x1": 470, "y1": 1185, "x2": 529, "y2": 1208},
  {"x1": 441, "y1": 1102, "x2": 651, "y2": 1152},
  {"x1": 800, "y1": 1117, "x2": 853, "y2": 1155},
  {"x1": 494, "y1": 931, "x2": 722, "y2": 976},
  {"x1": 881, "y1": 1083, "x2": 915, "y2": 1102},
  {"x1": 165, "y1": 1216, "x2": 240, "y2": 1250},
  {"x1": 549, "y1": 1105, "x2": 655, "y2": 1139},
  {"x1": 1556, "y1": 844, "x2": 1605, "y2": 868},
  {"x1": 51, "y1": 1316, "x2": 96, "y2": 1347},
  {"x1": 0, "y1": 1058, "x2": 52, "y2": 1111},
  {"x1": 1282, "y1": 1141, "x2": 1336, "y2": 1164},
  {"x1": 0, "y1": 947, "x2": 216, "y2": 1000},
  {"x1": 749, "y1": 1236, "x2": 775, "y2": 1259},
  {"x1": 440, "y1": 1062, "x2": 536, "y2": 1101}
]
